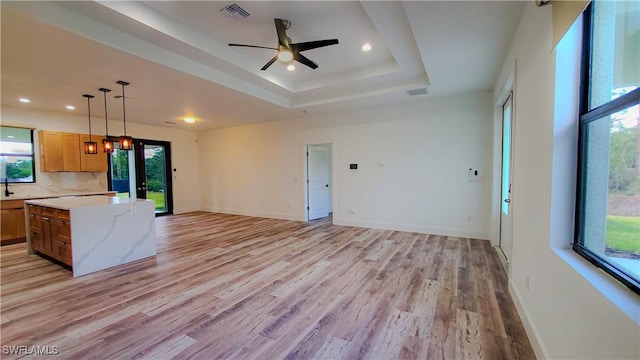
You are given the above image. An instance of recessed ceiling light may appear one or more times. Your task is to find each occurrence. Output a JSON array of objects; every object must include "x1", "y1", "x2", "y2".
[
  {"x1": 19, "y1": 98, "x2": 31, "y2": 103},
  {"x1": 7, "y1": 135, "x2": 15, "y2": 139},
  {"x1": 66, "y1": 105, "x2": 75, "y2": 110},
  {"x1": 287, "y1": 64, "x2": 295, "y2": 71},
  {"x1": 361, "y1": 43, "x2": 372, "y2": 52},
  {"x1": 183, "y1": 117, "x2": 196, "y2": 124}
]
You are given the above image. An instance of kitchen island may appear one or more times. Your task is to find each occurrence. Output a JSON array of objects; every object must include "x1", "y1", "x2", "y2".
[{"x1": 25, "y1": 195, "x2": 156, "y2": 277}]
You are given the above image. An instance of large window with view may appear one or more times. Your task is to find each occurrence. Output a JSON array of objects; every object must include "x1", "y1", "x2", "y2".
[
  {"x1": 0, "y1": 126, "x2": 35, "y2": 183},
  {"x1": 574, "y1": 1, "x2": 640, "y2": 294}
]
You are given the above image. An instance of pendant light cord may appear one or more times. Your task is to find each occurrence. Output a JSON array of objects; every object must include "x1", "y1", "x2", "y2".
[
  {"x1": 82, "y1": 94, "x2": 95, "y2": 140},
  {"x1": 87, "y1": 96, "x2": 92, "y2": 141},
  {"x1": 117, "y1": 81, "x2": 130, "y2": 136},
  {"x1": 100, "y1": 88, "x2": 111, "y2": 137}
]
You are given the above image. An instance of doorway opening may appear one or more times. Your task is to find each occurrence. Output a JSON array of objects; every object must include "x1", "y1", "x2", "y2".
[
  {"x1": 305, "y1": 143, "x2": 333, "y2": 221},
  {"x1": 499, "y1": 92, "x2": 514, "y2": 267},
  {"x1": 107, "y1": 138, "x2": 174, "y2": 216}
]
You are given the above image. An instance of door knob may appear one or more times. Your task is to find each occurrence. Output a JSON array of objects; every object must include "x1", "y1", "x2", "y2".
[
  {"x1": 504, "y1": 199, "x2": 511, "y2": 203},
  {"x1": 325, "y1": 184, "x2": 329, "y2": 187}
]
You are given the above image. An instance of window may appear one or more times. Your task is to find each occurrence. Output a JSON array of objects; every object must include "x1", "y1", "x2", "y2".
[
  {"x1": 574, "y1": 1, "x2": 640, "y2": 295},
  {"x1": 0, "y1": 126, "x2": 36, "y2": 183}
]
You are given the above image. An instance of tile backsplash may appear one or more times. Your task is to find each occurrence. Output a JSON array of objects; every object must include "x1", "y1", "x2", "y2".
[{"x1": 3, "y1": 172, "x2": 108, "y2": 199}]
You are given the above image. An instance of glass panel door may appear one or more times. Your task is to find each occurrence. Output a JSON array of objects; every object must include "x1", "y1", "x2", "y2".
[
  {"x1": 133, "y1": 139, "x2": 173, "y2": 215},
  {"x1": 108, "y1": 143, "x2": 135, "y2": 199},
  {"x1": 108, "y1": 139, "x2": 173, "y2": 216}
]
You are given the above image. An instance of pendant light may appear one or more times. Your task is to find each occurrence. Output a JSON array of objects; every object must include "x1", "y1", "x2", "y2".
[
  {"x1": 83, "y1": 94, "x2": 98, "y2": 154},
  {"x1": 99, "y1": 87, "x2": 115, "y2": 153},
  {"x1": 117, "y1": 80, "x2": 133, "y2": 150}
]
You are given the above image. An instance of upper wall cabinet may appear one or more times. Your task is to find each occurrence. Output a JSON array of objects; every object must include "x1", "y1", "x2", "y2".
[
  {"x1": 79, "y1": 134, "x2": 108, "y2": 172},
  {"x1": 39, "y1": 130, "x2": 108, "y2": 172},
  {"x1": 61, "y1": 132, "x2": 81, "y2": 172},
  {"x1": 39, "y1": 130, "x2": 65, "y2": 171}
]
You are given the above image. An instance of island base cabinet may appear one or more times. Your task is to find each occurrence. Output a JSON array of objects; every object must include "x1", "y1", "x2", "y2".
[
  {"x1": 27, "y1": 205, "x2": 72, "y2": 267},
  {"x1": 25, "y1": 195, "x2": 156, "y2": 277}
]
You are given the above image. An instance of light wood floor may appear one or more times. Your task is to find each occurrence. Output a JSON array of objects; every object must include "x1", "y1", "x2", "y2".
[{"x1": 1, "y1": 212, "x2": 535, "y2": 359}]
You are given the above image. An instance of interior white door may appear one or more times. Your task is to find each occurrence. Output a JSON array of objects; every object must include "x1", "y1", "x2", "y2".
[
  {"x1": 500, "y1": 93, "x2": 514, "y2": 263},
  {"x1": 307, "y1": 145, "x2": 330, "y2": 220}
]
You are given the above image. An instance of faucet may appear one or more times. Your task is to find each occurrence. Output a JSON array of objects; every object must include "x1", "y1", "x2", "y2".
[{"x1": 4, "y1": 178, "x2": 14, "y2": 197}]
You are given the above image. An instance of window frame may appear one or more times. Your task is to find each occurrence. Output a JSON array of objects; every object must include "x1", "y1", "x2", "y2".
[
  {"x1": 573, "y1": 2, "x2": 640, "y2": 295},
  {"x1": 0, "y1": 126, "x2": 36, "y2": 184}
]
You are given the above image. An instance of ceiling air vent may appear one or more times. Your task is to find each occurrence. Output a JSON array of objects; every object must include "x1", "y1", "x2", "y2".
[
  {"x1": 406, "y1": 88, "x2": 428, "y2": 96},
  {"x1": 220, "y1": 3, "x2": 250, "y2": 20}
]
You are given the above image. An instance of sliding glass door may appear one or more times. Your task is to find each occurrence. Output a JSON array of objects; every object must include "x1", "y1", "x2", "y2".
[{"x1": 108, "y1": 139, "x2": 173, "y2": 216}]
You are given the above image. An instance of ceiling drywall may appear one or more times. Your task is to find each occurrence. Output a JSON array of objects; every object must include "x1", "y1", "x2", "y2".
[{"x1": 1, "y1": 1, "x2": 525, "y2": 130}]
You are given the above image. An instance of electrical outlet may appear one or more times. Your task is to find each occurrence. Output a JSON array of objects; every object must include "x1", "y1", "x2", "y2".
[
  {"x1": 131, "y1": 204, "x2": 137, "y2": 214},
  {"x1": 467, "y1": 215, "x2": 472, "y2": 222},
  {"x1": 349, "y1": 207, "x2": 356, "y2": 214}
]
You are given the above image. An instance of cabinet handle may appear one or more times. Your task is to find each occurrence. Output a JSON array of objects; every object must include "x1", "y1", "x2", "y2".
[
  {"x1": 42, "y1": 217, "x2": 50, "y2": 221},
  {"x1": 58, "y1": 241, "x2": 65, "y2": 245}
]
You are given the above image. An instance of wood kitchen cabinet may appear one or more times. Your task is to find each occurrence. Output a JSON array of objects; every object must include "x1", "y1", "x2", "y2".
[
  {"x1": 1, "y1": 200, "x2": 26, "y2": 245},
  {"x1": 27, "y1": 204, "x2": 72, "y2": 266},
  {"x1": 39, "y1": 130, "x2": 65, "y2": 171},
  {"x1": 39, "y1": 130, "x2": 107, "y2": 172},
  {"x1": 79, "y1": 134, "x2": 108, "y2": 172},
  {"x1": 62, "y1": 132, "x2": 81, "y2": 171}
]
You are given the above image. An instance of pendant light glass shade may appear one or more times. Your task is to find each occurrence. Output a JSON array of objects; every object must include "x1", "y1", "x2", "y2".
[
  {"x1": 85, "y1": 141, "x2": 98, "y2": 154},
  {"x1": 83, "y1": 94, "x2": 98, "y2": 155},
  {"x1": 117, "y1": 80, "x2": 133, "y2": 151},
  {"x1": 102, "y1": 138, "x2": 115, "y2": 153},
  {"x1": 99, "y1": 88, "x2": 115, "y2": 153},
  {"x1": 119, "y1": 136, "x2": 133, "y2": 150}
]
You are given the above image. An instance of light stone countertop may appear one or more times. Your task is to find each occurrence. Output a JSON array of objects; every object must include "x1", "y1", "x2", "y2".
[
  {"x1": 1, "y1": 191, "x2": 117, "y2": 201},
  {"x1": 25, "y1": 195, "x2": 150, "y2": 210}
]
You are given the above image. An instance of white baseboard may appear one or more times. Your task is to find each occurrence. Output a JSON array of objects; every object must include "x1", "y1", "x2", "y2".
[
  {"x1": 333, "y1": 218, "x2": 489, "y2": 240},
  {"x1": 201, "y1": 207, "x2": 305, "y2": 222},
  {"x1": 173, "y1": 206, "x2": 200, "y2": 215},
  {"x1": 508, "y1": 280, "x2": 548, "y2": 360}
]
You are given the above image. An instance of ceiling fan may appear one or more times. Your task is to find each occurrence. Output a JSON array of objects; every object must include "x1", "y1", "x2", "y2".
[{"x1": 229, "y1": 18, "x2": 339, "y2": 71}]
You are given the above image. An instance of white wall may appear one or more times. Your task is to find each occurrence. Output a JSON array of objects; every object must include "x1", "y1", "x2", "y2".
[
  {"x1": 1, "y1": 106, "x2": 200, "y2": 214},
  {"x1": 493, "y1": 3, "x2": 639, "y2": 359},
  {"x1": 199, "y1": 91, "x2": 494, "y2": 239}
]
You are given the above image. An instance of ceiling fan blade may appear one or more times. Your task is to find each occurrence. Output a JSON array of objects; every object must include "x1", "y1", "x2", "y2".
[
  {"x1": 261, "y1": 55, "x2": 279, "y2": 71},
  {"x1": 274, "y1": 18, "x2": 290, "y2": 48},
  {"x1": 294, "y1": 53, "x2": 318, "y2": 69},
  {"x1": 229, "y1": 43, "x2": 278, "y2": 51},
  {"x1": 291, "y1": 39, "x2": 339, "y2": 52}
]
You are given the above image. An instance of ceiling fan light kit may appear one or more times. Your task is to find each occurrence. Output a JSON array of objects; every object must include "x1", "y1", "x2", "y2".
[{"x1": 229, "y1": 18, "x2": 339, "y2": 71}]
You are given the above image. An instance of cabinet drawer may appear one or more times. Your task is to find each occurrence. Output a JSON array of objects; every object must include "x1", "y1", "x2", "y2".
[
  {"x1": 27, "y1": 204, "x2": 42, "y2": 215},
  {"x1": 56, "y1": 209, "x2": 70, "y2": 221},
  {"x1": 1, "y1": 200, "x2": 24, "y2": 210},
  {"x1": 57, "y1": 225, "x2": 71, "y2": 244},
  {"x1": 53, "y1": 240, "x2": 72, "y2": 266},
  {"x1": 41, "y1": 207, "x2": 56, "y2": 218}
]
